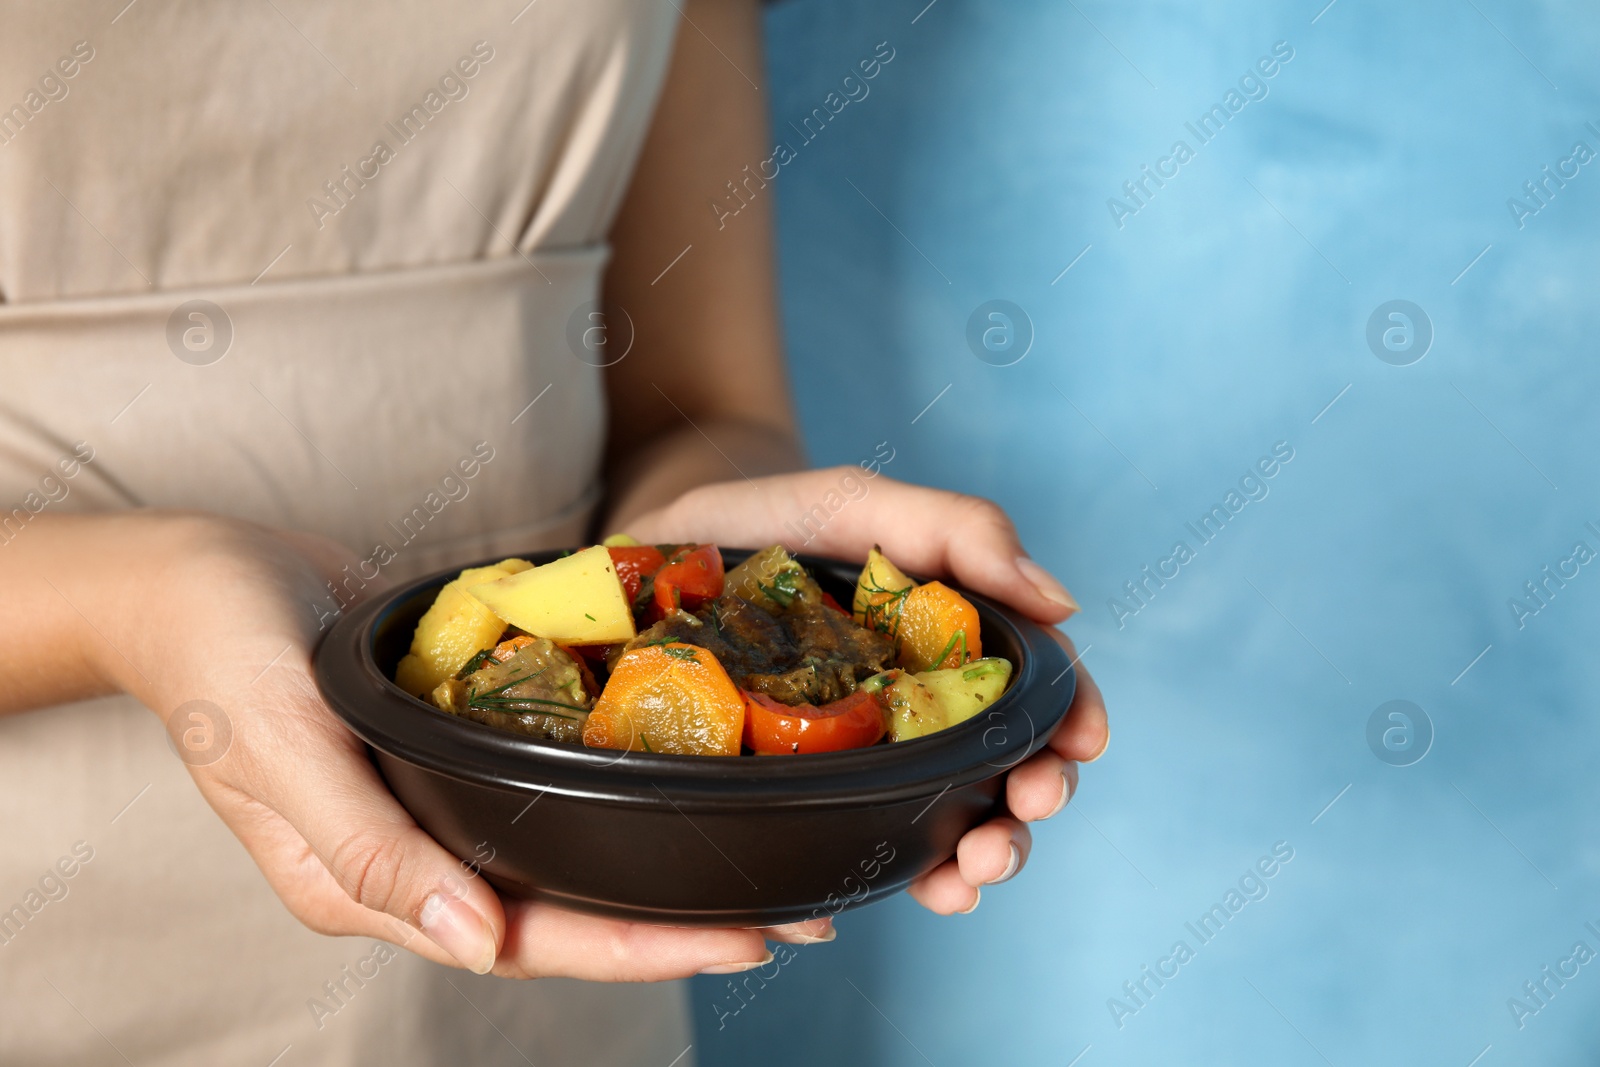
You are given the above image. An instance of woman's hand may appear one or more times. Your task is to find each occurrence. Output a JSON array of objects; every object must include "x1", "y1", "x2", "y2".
[
  {"x1": 55, "y1": 512, "x2": 813, "y2": 980},
  {"x1": 622, "y1": 468, "x2": 1110, "y2": 915}
]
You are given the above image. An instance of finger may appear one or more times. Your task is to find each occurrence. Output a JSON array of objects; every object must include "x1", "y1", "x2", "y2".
[
  {"x1": 1047, "y1": 631, "x2": 1109, "y2": 763},
  {"x1": 495, "y1": 900, "x2": 773, "y2": 981},
  {"x1": 955, "y1": 816, "x2": 1031, "y2": 888},
  {"x1": 226, "y1": 674, "x2": 507, "y2": 974},
  {"x1": 641, "y1": 471, "x2": 1080, "y2": 624},
  {"x1": 907, "y1": 860, "x2": 981, "y2": 915},
  {"x1": 803, "y1": 474, "x2": 1078, "y2": 624},
  {"x1": 764, "y1": 916, "x2": 836, "y2": 944},
  {"x1": 1006, "y1": 749, "x2": 1078, "y2": 821}
]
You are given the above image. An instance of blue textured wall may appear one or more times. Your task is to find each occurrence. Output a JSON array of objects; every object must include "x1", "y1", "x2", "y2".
[{"x1": 693, "y1": 1, "x2": 1600, "y2": 1063}]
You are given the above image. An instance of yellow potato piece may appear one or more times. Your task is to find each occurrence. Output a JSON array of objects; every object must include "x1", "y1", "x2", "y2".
[
  {"x1": 469, "y1": 545, "x2": 636, "y2": 645},
  {"x1": 394, "y1": 559, "x2": 531, "y2": 697},
  {"x1": 852, "y1": 545, "x2": 916, "y2": 637}
]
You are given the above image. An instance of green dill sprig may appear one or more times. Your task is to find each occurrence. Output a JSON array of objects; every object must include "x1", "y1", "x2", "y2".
[
  {"x1": 931, "y1": 629, "x2": 968, "y2": 668},
  {"x1": 465, "y1": 666, "x2": 589, "y2": 717},
  {"x1": 455, "y1": 647, "x2": 499, "y2": 679}
]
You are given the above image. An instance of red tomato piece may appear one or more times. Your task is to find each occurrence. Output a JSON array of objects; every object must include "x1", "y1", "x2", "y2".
[
  {"x1": 820, "y1": 591, "x2": 849, "y2": 615},
  {"x1": 651, "y1": 544, "x2": 725, "y2": 617},
  {"x1": 608, "y1": 546, "x2": 667, "y2": 603},
  {"x1": 741, "y1": 688, "x2": 888, "y2": 755}
]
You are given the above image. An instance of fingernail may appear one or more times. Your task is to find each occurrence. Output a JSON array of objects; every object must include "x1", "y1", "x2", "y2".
[
  {"x1": 701, "y1": 950, "x2": 774, "y2": 974},
  {"x1": 419, "y1": 892, "x2": 497, "y2": 975},
  {"x1": 800, "y1": 923, "x2": 837, "y2": 944},
  {"x1": 1086, "y1": 727, "x2": 1110, "y2": 764},
  {"x1": 988, "y1": 843, "x2": 1022, "y2": 885},
  {"x1": 1016, "y1": 557, "x2": 1078, "y2": 614},
  {"x1": 1044, "y1": 762, "x2": 1078, "y2": 819},
  {"x1": 959, "y1": 887, "x2": 982, "y2": 914}
]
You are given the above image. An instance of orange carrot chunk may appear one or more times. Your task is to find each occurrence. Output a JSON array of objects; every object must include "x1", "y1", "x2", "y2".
[
  {"x1": 895, "y1": 581, "x2": 983, "y2": 673},
  {"x1": 582, "y1": 642, "x2": 745, "y2": 756}
]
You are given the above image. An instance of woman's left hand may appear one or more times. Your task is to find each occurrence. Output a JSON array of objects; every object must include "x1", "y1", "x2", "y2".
[{"x1": 621, "y1": 467, "x2": 1110, "y2": 916}]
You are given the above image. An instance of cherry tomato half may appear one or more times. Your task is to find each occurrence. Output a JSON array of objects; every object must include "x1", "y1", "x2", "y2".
[
  {"x1": 741, "y1": 688, "x2": 888, "y2": 755},
  {"x1": 652, "y1": 543, "x2": 725, "y2": 618},
  {"x1": 608, "y1": 545, "x2": 667, "y2": 603}
]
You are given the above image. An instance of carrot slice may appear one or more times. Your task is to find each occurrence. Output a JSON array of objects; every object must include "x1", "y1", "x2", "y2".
[
  {"x1": 583, "y1": 642, "x2": 745, "y2": 756},
  {"x1": 895, "y1": 581, "x2": 982, "y2": 673}
]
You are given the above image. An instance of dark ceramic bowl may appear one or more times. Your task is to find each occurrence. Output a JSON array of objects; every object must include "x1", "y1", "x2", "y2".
[{"x1": 313, "y1": 548, "x2": 1075, "y2": 928}]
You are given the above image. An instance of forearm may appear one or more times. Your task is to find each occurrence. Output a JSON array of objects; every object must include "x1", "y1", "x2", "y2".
[
  {"x1": 598, "y1": 0, "x2": 799, "y2": 534},
  {"x1": 0, "y1": 513, "x2": 159, "y2": 714}
]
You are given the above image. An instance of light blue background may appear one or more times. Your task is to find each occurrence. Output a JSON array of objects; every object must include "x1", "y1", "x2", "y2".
[{"x1": 692, "y1": 0, "x2": 1600, "y2": 1063}]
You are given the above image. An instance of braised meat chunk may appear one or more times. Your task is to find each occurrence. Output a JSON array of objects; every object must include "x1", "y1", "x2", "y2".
[{"x1": 629, "y1": 594, "x2": 893, "y2": 706}]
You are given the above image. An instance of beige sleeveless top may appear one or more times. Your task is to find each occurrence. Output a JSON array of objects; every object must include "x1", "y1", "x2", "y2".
[{"x1": 0, "y1": 4, "x2": 695, "y2": 1064}]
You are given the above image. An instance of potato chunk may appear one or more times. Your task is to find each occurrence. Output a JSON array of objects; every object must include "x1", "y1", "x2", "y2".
[
  {"x1": 394, "y1": 558, "x2": 531, "y2": 697},
  {"x1": 867, "y1": 657, "x2": 1013, "y2": 742},
  {"x1": 852, "y1": 545, "x2": 915, "y2": 637},
  {"x1": 469, "y1": 545, "x2": 636, "y2": 645}
]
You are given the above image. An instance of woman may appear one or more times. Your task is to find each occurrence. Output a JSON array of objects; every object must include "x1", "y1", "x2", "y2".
[{"x1": 0, "y1": 1, "x2": 1107, "y2": 1063}]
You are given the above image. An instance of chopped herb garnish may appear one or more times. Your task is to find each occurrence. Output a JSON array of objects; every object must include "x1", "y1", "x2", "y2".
[
  {"x1": 857, "y1": 575, "x2": 912, "y2": 635},
  {"x1": 466, "y1": 669, "x2": 589, "y2": 717},
  {"x1": 469, "y1": 667, "x2": 550, "y2": 701},
  {"x1": 456, "y1": 647, "x2": 498, "y2": 679},
  {"x1": 639, "y1": 735, "x2": 654, "y2": 753},
  {"x1": 658, "y1": 645, "x2": 700, "y2": 662},
  {"x1": 932, "y1": 629, "x2": 967, "y2": 668},
  {"x1": 756, "y1": 567, "x2": 804, "y2": 608},
  {"x1": 584, "y1": 613, "x2": 596, "y2": 621},
  {"x1": 963, "y1": 660, "x2": 1004, "y2": 681}
]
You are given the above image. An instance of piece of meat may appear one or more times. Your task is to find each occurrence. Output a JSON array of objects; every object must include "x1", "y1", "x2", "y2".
[
  {"x1": 431, "y1": 637, "x2": 591, "y2": 743},
  {"x1": 628, "y1": 594, "x2": 893, "y2": 706}
]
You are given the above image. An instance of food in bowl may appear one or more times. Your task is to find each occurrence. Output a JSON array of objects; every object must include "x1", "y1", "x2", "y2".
[
  {"x1": 314, "y1": 548, "x2": 1073, "y2": 925},
  {"x1": 391, "y1": 539, "x2": 1013, "y2": 756}
]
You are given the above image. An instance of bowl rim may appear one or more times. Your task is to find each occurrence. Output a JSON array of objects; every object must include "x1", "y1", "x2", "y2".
[{"x1": 314, "y1": 547, "x2": 1076, "y2": 812}]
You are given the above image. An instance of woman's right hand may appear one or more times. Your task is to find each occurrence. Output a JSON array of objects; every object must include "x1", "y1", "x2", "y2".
[{"x1": 56, "y1": 511, "x2": 815, "y2": 978}]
